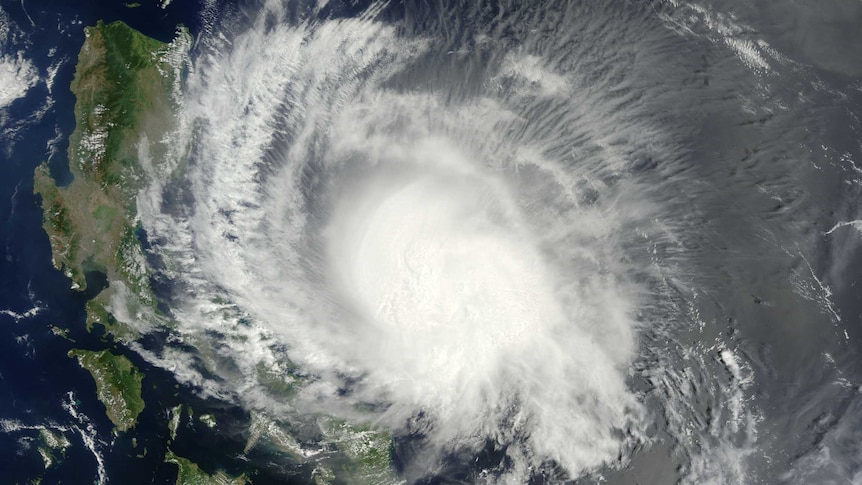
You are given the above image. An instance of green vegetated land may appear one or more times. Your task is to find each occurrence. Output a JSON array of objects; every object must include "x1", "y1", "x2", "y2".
[
  {"x1": 34, "y1": 19, "x2": 398, "y2": 484},
  {"x1": 68, "y1": 349, "x2": 145, "y2": 432},
  {"x1": 165, "y1": 450, "x2": 250, "y2": 485},
  {"x1": 36, "y1": 18, "x2": 181, "y2": 434},
  {"x1": 33, "y1": 19, "x2": 187, "y2": 340},
  {"x1": 319, "y1": 418, "x2": 396, "y2": 485},
  {"x1": 33, "y1": 18, "x2": 201, "y2": 477}
]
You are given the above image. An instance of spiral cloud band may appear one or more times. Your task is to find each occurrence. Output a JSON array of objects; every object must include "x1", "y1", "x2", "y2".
[{"x1": 138, "y1": 1, "x2": 721, "y2": 480}]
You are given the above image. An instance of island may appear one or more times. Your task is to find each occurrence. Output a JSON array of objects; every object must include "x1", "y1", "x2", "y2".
[
  {"x1": 165, "y1": 450, "x2": 249, "y2": 485},
  {"x1": 34, "y1": 19, "x2": 188, "y2": 340},
  {"x1": 35, "y1": 18, "x2": 398, "y2": 485},
  {"x1": 68, "y1": 349, "x2": 145, "y2": 432}
]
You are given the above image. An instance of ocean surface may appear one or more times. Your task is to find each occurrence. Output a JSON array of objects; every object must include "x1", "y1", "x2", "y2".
[{"x1": 1, "y1": 0, "x2": 861, "y2": 483}]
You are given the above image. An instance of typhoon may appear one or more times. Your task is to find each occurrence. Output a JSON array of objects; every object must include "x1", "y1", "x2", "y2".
[
  {"x1": 149, "y1": 2, "x2": 662, "y2": 478},
  {"x1": 126, "y1": 0, "x2": 862, "y2": 483}
]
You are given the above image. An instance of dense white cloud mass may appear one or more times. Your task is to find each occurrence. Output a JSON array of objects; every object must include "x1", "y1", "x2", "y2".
[
  {"x1": 0, "y1": 51, "x2": 36, "y2": 109},
  {"x1": 0, "y1": 8, "x2": 37, "y2": 111},
  {"x1": 152, "y1": 6, "x2": 650, "y2": 476},
  {"x1": 134, "y1": 0, "x2": 783, "y2": 481}
]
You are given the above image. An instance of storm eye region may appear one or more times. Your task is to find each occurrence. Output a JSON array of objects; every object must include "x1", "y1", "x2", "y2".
[
  {"x1": 324, "y1": 160, "x2": 563, "y2": 384},
  {"x1": 313, "y1": 141, "x2": 642, "y2": 476}
]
